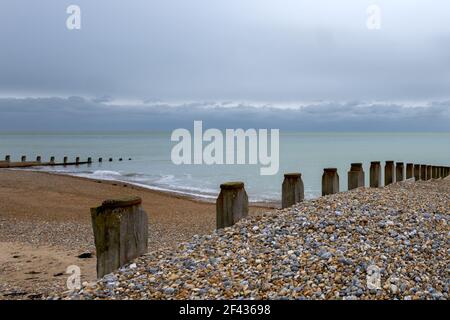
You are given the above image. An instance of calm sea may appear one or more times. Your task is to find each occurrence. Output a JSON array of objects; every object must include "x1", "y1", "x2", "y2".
[{"x1": 1, "y1": 132, "x2": 449, "y2": 202}]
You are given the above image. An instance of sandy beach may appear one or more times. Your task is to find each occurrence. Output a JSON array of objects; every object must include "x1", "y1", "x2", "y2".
[{"x1": 0, "y1": 169, "x2": 273, "y2": 299}]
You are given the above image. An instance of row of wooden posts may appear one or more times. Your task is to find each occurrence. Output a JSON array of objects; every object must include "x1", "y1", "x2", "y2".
[
  {"x1": 90, "y1": 161, "x2": 449, "y2": 278},
  {"x1": 0, "y1": 155, "x2": 129, "y2": 168}
]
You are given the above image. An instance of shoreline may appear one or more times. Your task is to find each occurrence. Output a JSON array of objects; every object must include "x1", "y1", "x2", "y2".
[{"x1": 9, "y1": 167, "x2": 279, "y2": 209}]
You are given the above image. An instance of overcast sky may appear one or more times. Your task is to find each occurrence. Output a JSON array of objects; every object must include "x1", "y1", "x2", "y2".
[{"x1": 0, "y1": 1, "x2": 449, "y2": 130}]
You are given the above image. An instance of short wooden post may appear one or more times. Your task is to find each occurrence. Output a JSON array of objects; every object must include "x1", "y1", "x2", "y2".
[
  {"x1": 420, "y1": 165, "x2": 427, "y2": 181},
  {"x1": 50, "y1": 156, "x2": 55, "y2": 164},
  {"x1": 109, "y1": 158, "x2": 113, "y2": 162},
  {"x1": 36, "y1": 156, "x2": 41, "y2": 163},
  {"x1": 63, "y1": 156, "x2": 68, "y2": 165},
  {"x1": 21, "y1": 155, "x2": 26, "y2": 162},
  {"x1": 426, "y1": 165, "x2": 432, "y2": 181},
  {"x1": 281, "y1": 173, "x2": 304, "y2": 209},
  {"x1": 87, "y1": 157, "x2": 92, "y2": 164},
  {"x1": 91, "y1": 196, "x2": 148, "y2": 278},
  {"x1": 414, "y1": 164, "x2": 420, "y2": 181},
  {"x1": 99, "y1": 157, "x2": 103, "y2": 163},
  {"x1": 370, "y1": 161, "x2": 381, "y2": 187},
  {"x1": 5, "y1": 155, "x2": 10, "y2": 162},
  {"x1": 216, "y1": 182, "x2": 248, "y2": 229},
  {"x1": 322, "y1": 168, "x2": 339, "y2": 196},
  {"x1": 75, "y1": 157, "x2": 80, "y2": 164},
  {"x1": 396, "y1": 162, "x2": 404, "y2": 182},
  {"x1": 384, "y1": 161, "x2": 395, "y2": 186},
  {"x1": 348, "y1": 163, "x2": 365, "y2": 190},
  {"x1": 406, "y1": 163, "x2": 413, "y2": 179}
]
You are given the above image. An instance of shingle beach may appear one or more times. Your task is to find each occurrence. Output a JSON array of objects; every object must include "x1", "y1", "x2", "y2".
[{"x1": 65, "y1": 178, "x2": 449, "y2": 300}]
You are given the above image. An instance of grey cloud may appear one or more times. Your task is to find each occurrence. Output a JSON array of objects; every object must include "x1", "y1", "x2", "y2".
[{"x1": 0, "y1": 97, "x2": 448, "y2": 132}]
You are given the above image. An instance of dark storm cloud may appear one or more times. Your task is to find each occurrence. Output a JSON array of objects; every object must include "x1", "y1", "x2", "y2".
[
  {"x1": 1, "y1": 0, "x2": 450, "y2": 102},
  {"x1": 0, "y1": 97, "x2": 448, "y2": 131}
]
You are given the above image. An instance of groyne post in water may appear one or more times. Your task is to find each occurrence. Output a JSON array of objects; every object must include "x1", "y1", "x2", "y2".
[
  {"x1": 63, "y1": 156, "x2": 68, "y2": 165},
  {"x1": 87, "y1": 157, "x2": 92, "y2": 164},
  {"x1": 348, "y1": 163, "x2": 365, "y2": 190},
  {"x1": 5, "y1": 155, "x2": 10, "y2": 162},
  {"x1": 414, "y1": 164, "x2": 421, "y2": 181},
  {"x1": 75, "y1": 157, "x2": 80, "y2": 165},
  {"x1": 322, "y1": 168, "x2": 339, "y2": 196},
  {"x1": 420, "y1": 165, "x2": 427, "y2": 181},
  {"x1": 370, "y1": 162, "x2": 381, "y2": 188},
  {"x1": 50, "y1": 156, "x2": 55, "y2": 164},
  {"x1": 384, "y1": 161, "x2": 395, "y2": 186},
  {"x1": 281, "y1": 173, "x2": 304, "y2": 209},
  {"x1": 406, "y1": 163, "x2": 413, "y2": 179},
  {"x1": 109, "y1": 158, "x2": 113, "y2": 162},
  {"x1": 216, "y1": 182, "x2": 248, "y2": 229},
  {"x1": 21, "y1": 155, "x2": 26, "y2": 162},
  {"x1": 99, "y1": 158, "x2": 103, "y2": 163},
  {"x1": 91, "y1": 196, "x2": 148, "y2": 278},
  {"x1": 396, "y1": 162, "x2": 404, "y2": 182},
  {"x1": 36, "y1": 156, "x2": 41, "y2": 163}
]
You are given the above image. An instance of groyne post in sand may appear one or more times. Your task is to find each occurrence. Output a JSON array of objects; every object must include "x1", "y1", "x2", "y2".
[
  {"x1": 370, "y1": 162, "x2": 381, "y2": 187},
  {"x1": 384, "y1": 161, "x2": 395, "y2": 186},
  {"x1": 63, "y1": 156, "x2": 68, "y2": 165},
  {"x1": 216, "y1": 182, "x2": 248, "y2": 229},
  {"x1": 420, "y1": 165, "x2": 427, "y2": 181},
  {"x1": 348, "y1": 163, "x2": 365, "y2": 190},
  {"x1": 91, "y1": 196, "x2": 148, "y2": 278},
  {"x1": 426, "y1": 165, "x2": 432, "y2": 181},
  {"x1": 396, "y1": 162, "x2": 404, "y2": 182},
  {"x1": 438, "y1": 167, "x2": 443, "y2": 179},
  {"x1": 414, "y1": 164, "x2": 421, "y2": 181},
  {"x1": 281, "y1": 173, "x2": 304, "y2": 209},
  {"x1": 406, "y1": 163, "x2": 413, "y2": 179},
  {"x1": 5, "y1": 155, "x2": 10, "y2": 162},
  {"x1": 21, "y1": 155, "x2": 26, "y2": 162},
  {"x1": 322, "y1": 168, "x2": 339, "y2": 196},
  {"x1": 36, "y1": 156, "x2": 41, "y2": 163}
]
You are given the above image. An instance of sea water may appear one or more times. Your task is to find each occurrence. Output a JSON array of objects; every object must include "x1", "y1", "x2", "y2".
[{"x1": 1, "y1": 132, "x2": 449, "y2": 202}]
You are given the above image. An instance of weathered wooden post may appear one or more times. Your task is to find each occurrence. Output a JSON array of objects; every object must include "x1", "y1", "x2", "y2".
[
  {"x1": 384, "y1": 161, "x2": 395, "y2": 186},
  {"x1": 87, "y1": 157, "x2": 92, "y2": 164},
  {"x1": 369, "y1": 161, "x2": 381, "y2": 188},
  {"x1": 21, "y1": 155, "x2": 26, "y2": 162},
  {"x1": 406, "y1": 163, "x2": 413, "y2": 179},
  {"x1": 99, "y1": 157, "x2": 103, "y2": 163},
  {"x1": 5, "y1": 155, "x2": 10, "y2": 162},
  {"x1": 91, "y1": 196, "x2": 148, "y2": 278},
  {"x1": 216, "y1": 182, "x2": 248, "y2": 229},
  {"x1": 281, "y1": 173, "x2": 304, "y2": 209},
  {"x1": 432, "y1": 166, "x2": 437, "y2": 179},
  {"x1": 414, "y1": 164, "x2": 421, "y2": 181},
  {"x1": 322, "y1": 168, "x2": 339, "y2": 196},
  {"x1": 109, "y1": 158, "x2": 113, "y2": 162},
  {"x1": 36, "y1": 156, "x2": 41, "y2": 163},
  {"x1": 63, "y1": 156, "x2": 68, "y2": 165},
  {"x1": 426, "y1": 165, "x2": 432, "y2": 181},
  {"x1": 420, "y1": 165, "x2": 427, "y2": 181},
  {"x1": 396, "y1": 162, "x2": 404, "y2": 182},
  {"x1": 50, "y1": 156, "x2": 55, "y2": 164},
  {"x1": 75, "y1": 157, "x2": 80, "y2": 164},
  {"x1": 348, "y1": 163, "x2": 365, "y2": 190},
  {"x1": 438, "y1": 167, "x2": 443, "y2": 179}
]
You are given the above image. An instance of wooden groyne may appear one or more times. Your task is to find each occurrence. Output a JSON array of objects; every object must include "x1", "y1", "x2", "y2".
[{"x1": 0, "y1": 155, "x2": 131, "y2": 168}]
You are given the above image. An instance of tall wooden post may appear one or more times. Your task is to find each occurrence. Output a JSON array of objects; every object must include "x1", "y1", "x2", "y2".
[
  {"x1": 322, "y1": 168, "x2": 339, "y2": 196},
  {"x1": 370, "y1": 161, "x2": 381, "y2": 188},
  {"x1": 395, "y1": 162, "x2": 404, "y2": 182},
  {"x1": 348, "y1": 163, "x2": 365, "y2": 190},
  {"x1": 385, "y1": 161, "x2": 395, "y2": 186}
]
